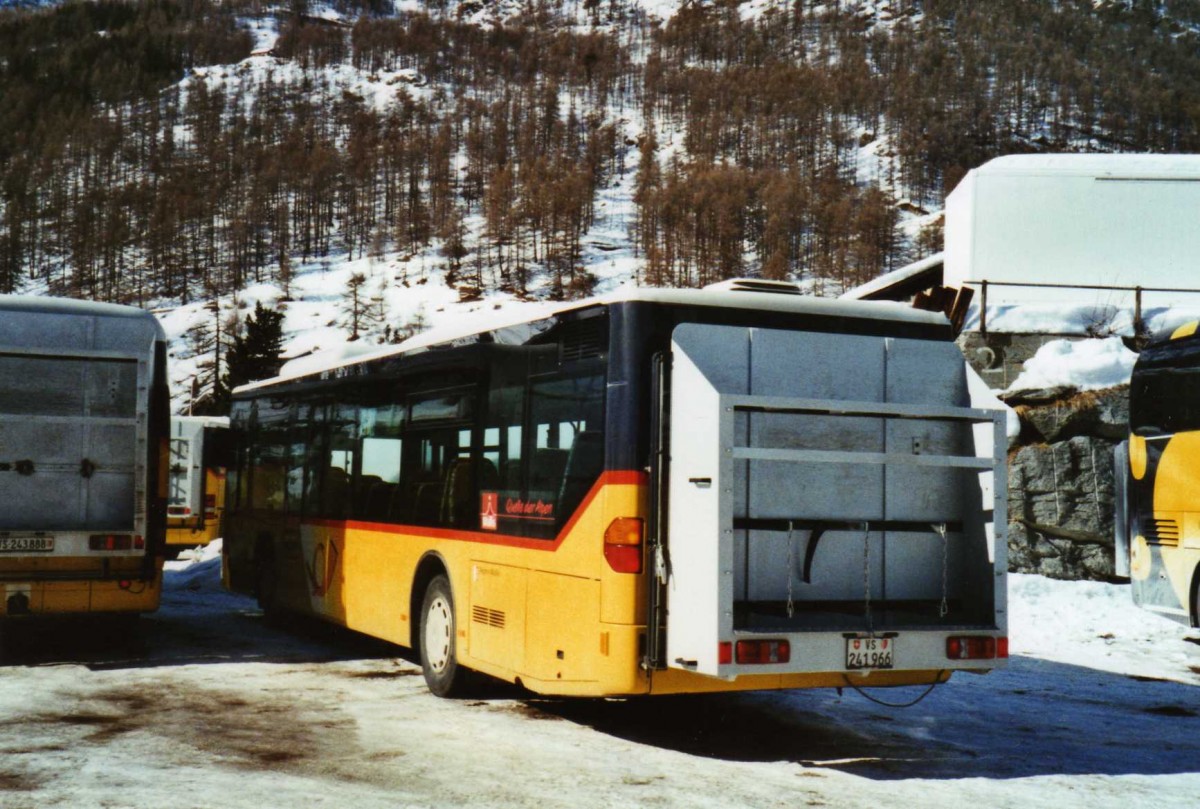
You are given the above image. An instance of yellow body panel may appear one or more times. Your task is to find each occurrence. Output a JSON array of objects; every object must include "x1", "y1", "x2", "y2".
[
  {"x1": 1170, "y1": 321, "x2": 1199, "y2": 340},
  {"x1": 0, "y1": 558, "x2": 162, "y2": 616},
  {"x1": 166, "y1": 468, "x2": 226, "y2": 548},
  {"x1": 1137, "y1": 433, "x2": 1200, "y2": 619},
  {"x1": 241, "y1": 477, "x2": 965, "y2": 697}
]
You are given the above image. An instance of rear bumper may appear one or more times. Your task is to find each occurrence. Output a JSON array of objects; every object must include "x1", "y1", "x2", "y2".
[{"x1": 0, "y1": 562, "x2": 162, "y2": 616}]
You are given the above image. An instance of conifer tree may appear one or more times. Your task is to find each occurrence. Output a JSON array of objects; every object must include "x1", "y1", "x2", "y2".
[{"x1": 220, "y1": 301, "x2": 286, "y2": 409}]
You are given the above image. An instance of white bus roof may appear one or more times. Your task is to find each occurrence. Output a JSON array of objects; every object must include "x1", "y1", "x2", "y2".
[
  {"x1": 235, "y1": 287, "x2": 945, "y2": 395},
  {"x1": 0, "y1": 294, "x2": 166, "y2": 348},
  {"x1": 0, "y1": 294, "x2": 163, "y2": 321}
]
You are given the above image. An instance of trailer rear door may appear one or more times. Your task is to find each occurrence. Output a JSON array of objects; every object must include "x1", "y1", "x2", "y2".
[
  {"x1": 0, "y1": 353, "x2": 139, "y2": 532},
  {"x1": 663, "y1": 324, "x2": 1004, "y2": 677}
]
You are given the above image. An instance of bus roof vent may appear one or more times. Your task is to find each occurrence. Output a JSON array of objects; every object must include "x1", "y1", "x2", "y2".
[
  {"x1": 703, "y1": 279, "x2": 802, "y2": 295},
  {"x1": 560, "y1": 317, "x2": 606, "y2": 362}
]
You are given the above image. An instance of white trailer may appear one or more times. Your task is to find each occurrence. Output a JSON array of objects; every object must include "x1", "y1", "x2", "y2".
[
  {"x1": 0, "y1": 295, "x2": 170, "y2": 616},
  {"x1": 661, "y1": 316, "x2": 1009, "y2": 680},
  {"x1": 944, "y1": 154, "x2": 1200, "y2": 306},
  {"x1": 165, "y1": 415, "x2": 230, "y2": 550}
]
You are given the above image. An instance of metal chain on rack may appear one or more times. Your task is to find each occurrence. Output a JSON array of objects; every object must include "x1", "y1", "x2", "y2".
[
  {"x1": 785, "y1": 520, "x2": 796, "y2": 619},
  {"x1": 861, "y1": 520, "x2": 872, "y2": 630},
  {"x1": 934, "y1": 522, "x2": 949, "y2": 618}
]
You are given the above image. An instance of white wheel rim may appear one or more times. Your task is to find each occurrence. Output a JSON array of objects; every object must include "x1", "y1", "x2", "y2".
[{"x1": 424, "y1": 595, "x2": 453, "y2": 674}]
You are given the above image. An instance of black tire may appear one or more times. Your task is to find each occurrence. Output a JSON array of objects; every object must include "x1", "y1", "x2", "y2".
[
  {"x1": 419, "y1": 574, "x2": 466, "y2": 697},
  {"x1": 256, "y1": 547, "x2": 280, "y2": 620},
  {"x1": 1191, "y1": 566, "x2": 1200, "y2": 629}
]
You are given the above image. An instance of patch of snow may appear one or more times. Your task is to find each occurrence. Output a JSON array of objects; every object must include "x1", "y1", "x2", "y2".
[
  {"x1": 1006, "y1": 336, "x2": 1137, "y2": 394},
  {"x1": 163, "y1": 538, "x2": 227, "y2": 596},
  {"x1": 1008, "y1": 572, "x2": 1196, "y2": 683}
]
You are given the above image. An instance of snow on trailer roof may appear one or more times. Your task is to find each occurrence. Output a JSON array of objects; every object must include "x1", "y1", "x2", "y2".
[
  {"x1": 235, "y1": 286, "x2": 947, "y2": 395},
  {"x1": 973, "y1": 153, "x2": 1200, "y2": 178},
  {"x1": 841, "y1": 252, "x2": 945, "y2": 301},
  {"x1": 172, "y1": 415, "x2": 231, "y2": 428}
]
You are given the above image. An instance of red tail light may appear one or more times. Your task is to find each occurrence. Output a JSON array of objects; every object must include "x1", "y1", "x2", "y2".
[
  {"x1": 89, "y1": 534, "x2": 134, "y2": 551},
  {"x1": 736, "y1": 640, "x2": 790, "y2": 664},
  {"x1": 604, "y1": 517, "x2": 643, "y2": 574},
  {"x1": 947, "y1": 636, "x2": 1003, "y2": 660},
  {"x1": 718, "y1": 642, "x2": 733, "y2": 665}
]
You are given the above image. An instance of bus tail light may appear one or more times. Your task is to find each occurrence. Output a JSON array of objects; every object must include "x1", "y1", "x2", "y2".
[
  {"x1": 947, "y1": 636, "x2": 1005, "y2": 660},
  {"x1": 204, "y1": 494, "x2": 218, "y2": 520},
  {"x1": 718, "y1": 642, "x2": 732, "y2": 664},
  {"x1": 604, "y1": 517, "x2": 643, "y2": 574},
  {"x1": 90, "y1": 534, "x2": 134, "y2": 551},
  {"x1": 736, "y1": 640, "x2": 790, "y2": 664}
]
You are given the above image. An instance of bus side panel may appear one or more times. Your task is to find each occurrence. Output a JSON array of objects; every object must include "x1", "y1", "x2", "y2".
[
  {"x1": 1130, "y1": 433, "x2": 1200, "y2": 624},
  {"x1": 318, "y1": 523, "x2": 415, "y2": 646}
]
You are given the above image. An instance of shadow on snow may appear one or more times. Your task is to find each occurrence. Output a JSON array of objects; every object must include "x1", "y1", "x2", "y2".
[{"x1": 524, "y1": 655, "x2": 1199, "y2": 781}]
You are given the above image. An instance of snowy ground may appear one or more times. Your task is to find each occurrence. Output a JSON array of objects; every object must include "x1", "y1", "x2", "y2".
[{"x1": 0, "y1": 548, "x2": 1197, "y2": 808}]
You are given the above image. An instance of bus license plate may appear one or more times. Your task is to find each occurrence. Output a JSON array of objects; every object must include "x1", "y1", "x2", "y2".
[
  {"x1": 0, "y1": 536, "x2": 55, "y2": 553},
  {"x1": 846, "y1": 637, "x2": 895, "y2": 670}
]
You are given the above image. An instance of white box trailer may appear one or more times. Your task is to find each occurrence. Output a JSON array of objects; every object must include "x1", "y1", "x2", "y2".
[
  {"x1": 0, "y1": 295, "x2": 169, "y2": 615},
  {"x1": 166, "y1": 415, "x2": 230, "y2": 549},
  {"x1": 944, "y1": 154, "x2": 1200, "y2": 306},
  {"x1": 658, "y1": 310, "x2": 1008, "y2": 680}
]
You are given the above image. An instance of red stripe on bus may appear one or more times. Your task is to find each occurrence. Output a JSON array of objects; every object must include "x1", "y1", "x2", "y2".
[{"x1": 306, "y1": 470, "x2": 647, "y2": 551}]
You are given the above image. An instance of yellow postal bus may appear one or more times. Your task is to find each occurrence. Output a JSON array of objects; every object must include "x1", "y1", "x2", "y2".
[
  {"x1": 223, "y1": 286, "x2": 1007, "y2": 696},
  {"x1": 1122, "y1": 320, "x2": 1200, "y2": 626},
  {"x1": 0, "y1": 296, "x2": 170, "y2": 617},
  {"x1": 166, "y1": 416, "x2": 230, "y2": 553}
]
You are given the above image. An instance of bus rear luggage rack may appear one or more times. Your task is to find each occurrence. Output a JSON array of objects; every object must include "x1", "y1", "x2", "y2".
[{"x1": 664, "y1": 322, "x2": 1007, "y2": 678}]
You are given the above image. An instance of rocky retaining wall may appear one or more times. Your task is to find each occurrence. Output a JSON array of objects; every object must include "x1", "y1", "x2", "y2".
[{"x1": 1002, "y1": 385, "x2": 1128, "y2": 580}]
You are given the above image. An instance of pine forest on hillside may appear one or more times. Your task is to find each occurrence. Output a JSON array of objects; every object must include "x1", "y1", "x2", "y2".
[{"x1": 3, "y1": 0, "x2": 1200, "y2": 311}]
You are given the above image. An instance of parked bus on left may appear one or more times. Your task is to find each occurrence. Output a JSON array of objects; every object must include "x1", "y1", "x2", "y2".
[
  {"x1": 0, "y1": 296, "x2": 170, "y2": 617},
  {"x1": 166, "y1": 416, "x2": 231, "y2": 554}
]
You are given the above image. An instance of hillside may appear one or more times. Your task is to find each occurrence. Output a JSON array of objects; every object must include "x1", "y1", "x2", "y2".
[{"x1": 3, "y1": 0, "x2": 1200, "y2": 406}]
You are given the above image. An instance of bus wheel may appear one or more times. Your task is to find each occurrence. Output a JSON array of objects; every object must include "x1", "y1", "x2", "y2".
[
  {"x1": 420, "y1": 574, "x2": 465, "y2": 697},
  {"x1": 256, "y1": 549, "x2": 280, "y2": 620},
  {"x1": 1191, "y1": 567, "x2": 1200, "y2": 629}
]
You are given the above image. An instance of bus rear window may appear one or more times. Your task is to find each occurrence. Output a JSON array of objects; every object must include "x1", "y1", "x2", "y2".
[
  {"x1": 0, "y1": 355, "x2": 137, "y2": 417},
  {"x1": 1131, "y1": 367, "x2": 1200, "y2": 434}
]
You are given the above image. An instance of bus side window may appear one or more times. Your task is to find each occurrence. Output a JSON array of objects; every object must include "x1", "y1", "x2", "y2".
[
  {"x1": 399, "y1": 387, "x2": 475, "y2": 528},
  {"x1": 358, "y1": 397, "x2": 405, "y2": 522},
  {"x1": 286, "y1": 405, "x2": 310, "y2": 516},
  {"x1": 523, "y1": 370, "x2": 605, "y2": 537},
  {"x1": 298, "y1": 403, "x2": 327, "y2": 518},
  {"x1": 251, "y1": 401, "x2": 290, "y2": 512},
  {"x1": 484, "y1": 357, "x2": 528, "y2": 532},
  {"x1": 324, "y1": 403, "x2": 357, "y2": 519},
  {"x1": 250, "y1": 442, "x2": 287, "y2": 512}
]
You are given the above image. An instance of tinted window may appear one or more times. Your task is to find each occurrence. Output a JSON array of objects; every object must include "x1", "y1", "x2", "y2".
[
  {"x1": 0, "y1": 355, "x2": 136, "y2": 417},
  {"x1": 483, "y1": 358, "x2": 606, "y2": 540},
  {"x1": 1131, "y1": 367, "x2": 1200, "y2": 434},
  {"x1": 1132, "y1": 339, "x2": 1200, "y2": 434}
]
